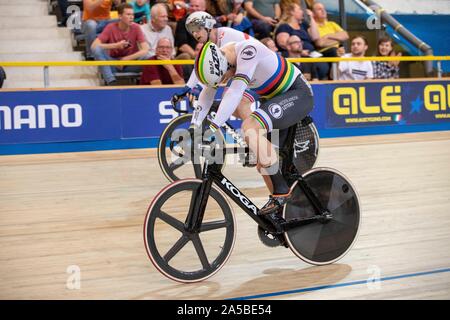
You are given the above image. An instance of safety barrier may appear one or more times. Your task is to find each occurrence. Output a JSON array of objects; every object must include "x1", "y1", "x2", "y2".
[{"x1": 2, "y1": 56, "x2": 449, "y2": 87}]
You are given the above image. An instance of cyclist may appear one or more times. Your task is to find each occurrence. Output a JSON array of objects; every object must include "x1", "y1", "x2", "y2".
[
  {"x1": 193, "y1": 39, "x2": 314, "y2": 216},
  {"x1": 172, "y1": 11, "x2": 257, "y2": 123}
]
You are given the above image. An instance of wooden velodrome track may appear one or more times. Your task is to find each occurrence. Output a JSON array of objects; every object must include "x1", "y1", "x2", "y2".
[{"x1": 1, "y1": 131, "x2": 450, "y2": 300}]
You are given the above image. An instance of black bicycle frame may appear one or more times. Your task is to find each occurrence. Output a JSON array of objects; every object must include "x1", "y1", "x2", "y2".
[{"x1": 185, "y1": 160, "x2": 332, "y2": 235}]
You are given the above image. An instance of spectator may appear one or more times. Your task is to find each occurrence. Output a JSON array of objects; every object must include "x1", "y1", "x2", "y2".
[
  {"x1": 214, "y1": 0, "x2": 254, "y2": 36},
  {"x1": 140, "y1": 38, "x2": 185, "y2": 85},
  {"x1": 243, "y1": 0, "x2": 280, "y2": 39},
  {"x1": 312, "y1": 2, "x2": 348, "y2": 79},
  {"x1": 140, "y1": 3, "x2": 175, "y2": 57},
  {"x1": 373, "y1": 37, "x2": 401, "y2": 79},
  {"x1": 275, "y1": 2, "x2": 329, "y2": 79},
  {"x1": 174, "y1": 0, "x2": 206, "y2": 59},
  {"x1": 313, "y1": 2, "x2": 349, "y2": 57},
  {"x1": 91, "y1": 3, "x2": 150, "y2": 85},
  {"x1": 0, "y1": 66, "x2": 6, "y2": 88},
  {"x1": 260, "y1": 37, "x2": 278, "y2": 53},
  {"x1": 281, "y1": 0, "x2": 314, "y2": 24},
  {"x1": 338, "y1": 35, "x2": 373, "y2": 80},
  {"x1": 57, "y1": 0, "x2": 70, "y2": 27},
  {"x1": 286, "y1": 35, "x2": 316, "y2": 81},
  {"x1": 82, "y1": 0, "x2": 121, "y2": 60},
  {"x1": 131, "y1": 0, "x2": 151, "y2": 24},
  {"x1": 275, "y1": 3, "x2": 319, "y2": 54}
]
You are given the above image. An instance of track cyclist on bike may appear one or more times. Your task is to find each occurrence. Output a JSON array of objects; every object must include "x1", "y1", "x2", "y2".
[
  {"x1": 171, "y1": 11, "x2": 258, "y2": 122},
  {"x1": 193, "y1": 39, "x2": 314, "y2": 216}
]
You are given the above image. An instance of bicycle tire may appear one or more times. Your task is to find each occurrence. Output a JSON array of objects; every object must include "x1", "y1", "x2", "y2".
[
  {"x1": 283, "y1": 168, "x2": 361, "y2": 265},
  {"x1": 144, "y1": 179, "x2": 236, "y2": 283}
]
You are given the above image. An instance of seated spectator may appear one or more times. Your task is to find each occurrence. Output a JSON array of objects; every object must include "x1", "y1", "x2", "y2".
[
  {"x1": 243, "y1": 0, "x2": 280, "y2": 39},
  {"x1": 140, "y1": 3, "x2": 175, "y2": 57},
  {"x1": 140, "y1": 38, "x2": 185, "y2": 85},
  {"x1": 57, "y1": 0, "x2": 70, "y2": 27},
  {"x1": 312, "y1": 2, "x2": 349, "y2": 79},
  {"x1": 275, "y1": 2, "x2": 329, "y2": 79},
  {"x1": 214, "y1": 0, "x2": 254, "y2": 36},
  {"x1": 131, "y1": 0, "x2": 151, "y2": 24},
  {"x1": 286, "y1": 35, "x2": 317, "y2": 81},
  {"x1": 260, "y1": 37, "x2": 278, "y2": 53},
  {"x1": 313, "y1": 2, "x2": 348, "y2": 55},
  {"x1": 174, "y1": 0, "x2": 206, "y2": 59},
  {"x1": 91, "y1": 3, "x2": 150, "y2": 85},
  {"x1": 373, "y1": 36, "x2": 401, "y2": 79},
  {"x1": 338, "y1": 35, "x2": 373, "y2": 80},
  {"x1": 82, "y1": 0, "x2": 121, "y2": 60},
  {"x1": 275, "y1": 3, "x2": 319, "y2": 54},
  {"x1": 281, "y1": 0, "x2": 314, "y2": 23}
]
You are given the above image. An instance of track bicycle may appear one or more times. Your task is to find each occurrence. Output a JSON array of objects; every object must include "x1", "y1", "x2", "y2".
[{"x1": 145, "y1": 118, "x2": 361, "y2": 283}]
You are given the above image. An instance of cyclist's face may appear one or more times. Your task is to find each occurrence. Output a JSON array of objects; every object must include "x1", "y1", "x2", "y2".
[{"x1": 192, "y1": 28, "x2": 208, "y2": 43}]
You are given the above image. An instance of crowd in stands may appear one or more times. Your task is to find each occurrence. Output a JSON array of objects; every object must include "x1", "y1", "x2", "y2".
[{"x1": 55, "y1": 0, "x2": 402, "y2": 86}]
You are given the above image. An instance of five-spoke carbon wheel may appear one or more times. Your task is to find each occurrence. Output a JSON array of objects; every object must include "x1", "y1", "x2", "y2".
[{"x1": 144, "y1": 179, "x2": 236, "y2": 283}]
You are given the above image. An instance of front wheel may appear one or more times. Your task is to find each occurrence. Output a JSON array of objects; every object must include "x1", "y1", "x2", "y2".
[
  {"x1": 144, "y1": 179, "x2": 236, "y2": 283},
  {"x1": 283, "y1": 168, "x2": 361, "y2": 265}
]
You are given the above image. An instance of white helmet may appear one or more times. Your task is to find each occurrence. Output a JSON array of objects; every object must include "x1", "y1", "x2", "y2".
[
  {"x1": 185, "y1": 11, "x2": 216, "y2": 36},
  {"x1": 195, "y1": 41, "x2": 229, "y2": 87}
]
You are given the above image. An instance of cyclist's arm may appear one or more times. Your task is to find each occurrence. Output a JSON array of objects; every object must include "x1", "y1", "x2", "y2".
[
  {"x1": 210, "y1": 79, "x2": 248, "y2": 128},
  {"x1": 191, "y1": 86, "x2": 217, "y2": 127},
  {"x1": 186, "y1": 69, "x2": 199, "y2": 89},
  {"x1": 210, "y1": 49, "x2": 258, "y2": 128}
]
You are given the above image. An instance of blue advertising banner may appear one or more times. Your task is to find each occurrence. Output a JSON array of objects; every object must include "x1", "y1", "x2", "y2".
[
  {"x1": 0, "y1": 79, "x2": 449, "y2": 155},
  {"x1": 324, "y1": 80, "x2": 450, "y2": 128},
  {"x1": 0, "y1": 89, "x2": 122, "y2": 144}
]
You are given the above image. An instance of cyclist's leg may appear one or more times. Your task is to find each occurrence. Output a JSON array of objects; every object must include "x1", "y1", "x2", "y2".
[
  {"x1": 243, "y1": 76, "x2": 314, "y2": 214},
  {"x1": 258, "y1": 128, "x2": 290, "y2": 193}
]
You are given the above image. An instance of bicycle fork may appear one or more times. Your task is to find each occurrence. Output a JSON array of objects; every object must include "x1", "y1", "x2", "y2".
[{"x1": 184, "y1": 163, "x2": 215, "y2": 233}]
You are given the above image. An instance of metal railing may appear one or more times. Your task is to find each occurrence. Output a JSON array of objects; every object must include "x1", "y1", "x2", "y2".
[{"x1": 1, "y1": 56, "x2": 449, "y2": 88}]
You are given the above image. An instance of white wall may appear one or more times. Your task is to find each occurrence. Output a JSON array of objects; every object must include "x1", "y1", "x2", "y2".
[{"x1": 373, "y1": 0, "x2": 450, "y2": 14}]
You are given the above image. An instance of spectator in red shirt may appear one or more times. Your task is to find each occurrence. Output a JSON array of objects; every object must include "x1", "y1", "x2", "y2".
[
  {"x1": 140, "y1": 37, "x2": 185, "y2": 85},
  {"x1": 91, "y1": 3, "x2": 150, "y2": 85}
]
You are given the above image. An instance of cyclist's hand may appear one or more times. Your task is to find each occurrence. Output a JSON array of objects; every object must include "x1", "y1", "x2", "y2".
[
  {"x1": 171, "y1": 85, "x2": 191, "y2": 105},
  {"x1": 187, "y1": 84, "x2": 203, "y2": 104}
]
